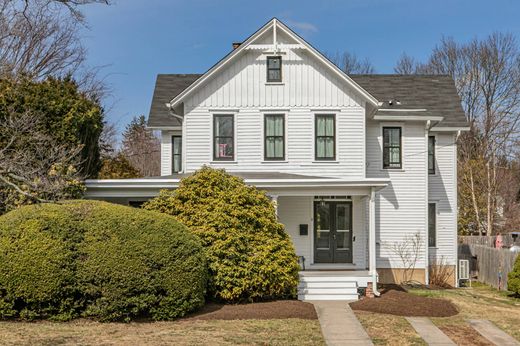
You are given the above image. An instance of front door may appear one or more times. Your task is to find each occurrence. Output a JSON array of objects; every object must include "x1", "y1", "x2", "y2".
[{"x1": 314, "y1": 201, "x2": 353, "y2": 263}]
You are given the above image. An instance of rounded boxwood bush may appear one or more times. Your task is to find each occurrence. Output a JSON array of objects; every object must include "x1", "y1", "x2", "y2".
[
  {"x1": 508, "y1": 254, "x2": 520, "y2": 295},
  {"x1": 144, "y1": 167, "x2": 300, "y2": 302},
  {"x1": 0, "y1": 200, "x2": 207, "y2": 321}
]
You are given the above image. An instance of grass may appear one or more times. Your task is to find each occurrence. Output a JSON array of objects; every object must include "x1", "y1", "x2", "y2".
[
  {"x1": 410, "y1": 282, "x2": 520, "y2": 342},
  {"x1": 354, "y1": 283, "x2": 520, "y2": 345},
  {"x1": 0, "y1": 319, "x2": 325, "y2": 346},
  {"x1": 354, "y1": 311, "x2": 426, "y2": 346}
]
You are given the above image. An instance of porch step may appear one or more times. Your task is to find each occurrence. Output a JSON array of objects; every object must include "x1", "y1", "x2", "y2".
[
  {"x1": 299, "y1": 275, "x2": 361, "y2": 283},
  {"x1": 299, "y1": 281, "x2": 357, "y2": 289},
  {"x1": 297, "y1": 275, "x2": 359, "y2": 301},
  {"x1": 298, "y1": 293, "x2": 359, "y2": 301}
]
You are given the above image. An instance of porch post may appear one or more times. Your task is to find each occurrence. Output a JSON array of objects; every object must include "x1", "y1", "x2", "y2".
[
  {"x1": 369, "y1": 187, "x2": 378, "y2": 294},
  {"x1": 271, "y1": 195, "x2": 278, "y2": 216}
]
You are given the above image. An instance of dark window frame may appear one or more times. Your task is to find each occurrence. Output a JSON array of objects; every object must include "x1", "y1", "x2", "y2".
[
  {"x1": 264, "y1": 114, "x2": 285, "y2": 161},
  {"x1": 171, "y1": 135, "x2": 182, "y2": 173},
  {"x1": 266, "y1": 56, "x2": 282, "y2": 82},
  {"x1": 428, "y1": 202, "x2": 437, "y2": 247},
  {"x1": 315, "y1": 114, "x2": 336, "y2": 161},
  {"x1": 213, "y1": 114, "x2": 235, "y2": 161},
  {"x1": 428, "y1": 135, "x2": 436, "y2": 175},
  {"x1": 382, "y1": 127, "x2": 402, "y2": 169}
]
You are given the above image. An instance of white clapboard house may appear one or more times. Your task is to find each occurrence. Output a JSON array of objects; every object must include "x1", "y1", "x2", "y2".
[{"x1": 86, "y1": 18, "x2": 469, "y2": 300}]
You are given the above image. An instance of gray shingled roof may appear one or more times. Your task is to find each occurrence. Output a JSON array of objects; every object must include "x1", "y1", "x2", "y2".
[
  {"x1": 350, "y1": 74, "x2": 468, "y2": 128},
  {"x1": 148, "y1": 73, "x2": 468, "y2": 128},
  {"x1": 147, "y1": 74, "x2": 201, "y2": 127}
]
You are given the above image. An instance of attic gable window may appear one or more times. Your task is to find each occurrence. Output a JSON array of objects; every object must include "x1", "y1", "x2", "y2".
[{"x1": 267, "y1": 56, "x2": 282, "y2": 82}]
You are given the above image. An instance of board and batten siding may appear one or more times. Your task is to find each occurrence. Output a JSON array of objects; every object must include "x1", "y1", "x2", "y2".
[
  {"x1": 428, "y1": 132, "x2": 457, "y2": 266},
  {"x1": 173, "y1": 43, "x2": 367, "y2": 178},
  {"x1": 366, "y1": 121, "x2": 428, "y2": 269}
]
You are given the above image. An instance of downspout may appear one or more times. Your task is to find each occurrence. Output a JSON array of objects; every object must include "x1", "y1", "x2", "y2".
[{"x1": 369, "y1": 187, "x2": 381, "y2": 297}]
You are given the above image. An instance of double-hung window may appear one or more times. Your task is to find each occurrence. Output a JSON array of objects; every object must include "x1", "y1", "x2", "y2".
[
  {"x1": 213, "y1": 114, "x2": 234, "y2": 161},
  {"x1": 315, "y1": 114, "x2": 335, "y2": 160},
  {"x1": 264, "y1": 114, "x2": 285, "y2": 160},
  {"x1": 267, "y1": 56, "x2": 282, "y2": 82},
  {"x1": 383, "y1": 127, "x2": 402, "y2": 169},
  {"x1": 428, "y1": 136, "x2": 436, "y2": 174},
  {"x1": 428, "y1": 203, "x2": 437, "y2": 247},
  {"x1": 172, "y1": 135, "x2": 182, "y2": 173}
]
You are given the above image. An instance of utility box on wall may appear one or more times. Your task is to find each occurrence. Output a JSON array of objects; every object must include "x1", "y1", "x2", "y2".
[{"x1": 299, "y1": 224, "x2": 308, "y2": 236}]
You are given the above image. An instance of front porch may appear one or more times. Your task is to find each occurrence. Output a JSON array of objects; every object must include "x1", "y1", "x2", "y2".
[{"x1": 85, "y1": 171, "x2": 388, "y2": 301}]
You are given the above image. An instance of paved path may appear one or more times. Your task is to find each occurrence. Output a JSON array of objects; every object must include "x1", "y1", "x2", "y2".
[
  {"x1": 469, "y1": 319, "x2": 520, "y2": 346},
  {"x1": 406, "y1": 317, "x2": 455, "y2": 346},
  {"x1": 311, "y1": 301, "x2": 373, "y2": 346}
]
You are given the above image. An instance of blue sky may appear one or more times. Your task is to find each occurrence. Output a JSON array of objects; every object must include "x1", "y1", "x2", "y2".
[{"x1": 80, "y1": 0, "x2": 520, "y2": 134}]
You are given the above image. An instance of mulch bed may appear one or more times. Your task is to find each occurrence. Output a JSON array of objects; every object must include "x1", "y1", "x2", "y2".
[
  {"x1": 181, "y1": 300, "x2": 318, "y2": 320},
  {"x1": 350, "y1": 284, "x2": 458, "y2": 317}
]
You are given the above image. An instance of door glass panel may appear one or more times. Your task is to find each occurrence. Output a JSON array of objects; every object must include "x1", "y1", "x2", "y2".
[
  {"x1": 315, "y1": 203, "x2": 330, "y2": 249},
  {"x1": 336, "y1": 204, "x2": 351, "y2": 250},
  {"x1": 336, "y1": 231, "x2": 350, "y2": 250}
]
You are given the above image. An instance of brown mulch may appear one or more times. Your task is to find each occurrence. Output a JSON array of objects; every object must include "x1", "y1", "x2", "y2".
[
  {"x1": 350, "y1": 284, "x2": 458, "y2": 317},
  {"x1": 181, "y1": 300, "x2": 318, "y2": 321}
]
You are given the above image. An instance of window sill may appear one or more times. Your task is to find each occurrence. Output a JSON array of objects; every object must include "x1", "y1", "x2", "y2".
[
  {"x1": 210, "y1": 161, "x2": 237, "y2": 164},
  {"x1": 312, "y1": 160, "x2": 340, "y2": 164},
  {"x1": 261, "y1": 160, "x2": 288, "y2": 164},
  {"x1": 265, "y1": 82, "x2": 284, "y2": 86},
  {"x1": 380, "y1": 168, "x2": 405, "y2": 172},
  {"x1": 429, "y1": 246, "x2": 438, "y2": 249}
]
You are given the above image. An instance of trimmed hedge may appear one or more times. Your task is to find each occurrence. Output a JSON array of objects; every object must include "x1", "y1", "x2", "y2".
[
  {"x1": 144, "y1": 167, "x2": 300, "y2": 302},
  {"x1": 508, "y1": 254, "x2": 520, "y2": 295},
  {"x1": 0, "y1": 200, "x2": 207, "y2": 321}
]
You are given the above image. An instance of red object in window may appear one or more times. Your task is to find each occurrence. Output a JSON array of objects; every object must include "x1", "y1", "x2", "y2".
[{"x1": 219, "y1": 143, "x2": 230, "y2": 157}]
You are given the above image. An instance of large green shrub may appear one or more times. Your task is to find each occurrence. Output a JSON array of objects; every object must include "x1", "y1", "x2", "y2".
[
  {"x1": 508, "y1": 254, "x2": 520, "y2": 295},
  {"x1": 144, "y1": 167, "x2": 300, "y2": 302},
  {"x1": 0, "y1": 200, "x2": 207, "y2": 321}
]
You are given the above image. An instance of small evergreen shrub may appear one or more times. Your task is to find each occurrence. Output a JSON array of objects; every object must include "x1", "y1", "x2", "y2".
[
  {"x1": 144, "y1": 166, "x2": 300, "y2": 302},
  {"x1": 0, "y1": 200, "x2": 207, "y2": 321},
  {"x1": 508, "y1": 254, "x2": 520, "y2": 295}
]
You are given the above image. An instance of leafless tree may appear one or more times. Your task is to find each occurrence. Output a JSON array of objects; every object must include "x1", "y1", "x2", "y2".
[
  {"x1": 387, "y1": 232, "x2": 423, "y2": 284},
  {"x1": 0, "y1": 109, "x2": 85, "y2": 211},
  {"x1": 0, "y1": 0, "x2": 109, "y2": 91},
  {"x1": 395, "y1": 33, "x2": 520, "y2": 235},
  {"x1": 327, "y1": 51, "x2": 375, "y2": 74},
  {"x1": 121, "y1": 115, "x2": 160, "y2": 177},
  {"x1": 394, "y1": 53, "x2": 419, "y2": 74}
]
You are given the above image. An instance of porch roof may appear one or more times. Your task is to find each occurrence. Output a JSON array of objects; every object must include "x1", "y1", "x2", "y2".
[{"x1": 85, "y1": 172, "x2": 389, "y2": 198}]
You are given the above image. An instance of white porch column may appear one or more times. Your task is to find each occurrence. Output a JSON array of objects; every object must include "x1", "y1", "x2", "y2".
[
  {"x1": 369, "y1": 187, "x2": 378, "y2": 293},
  {"x1": 271, "y1": 195, "x2": 279, "y2": 216}
]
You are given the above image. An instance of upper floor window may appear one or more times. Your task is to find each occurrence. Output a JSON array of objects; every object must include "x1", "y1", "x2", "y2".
[
  {"x1": 213, "y1": 114, "x2": 234, "y2": 161},
  {"x1": 267, "y1": 56, "x2": 282, "y2": 82},
  {"x1": 264, "y1": 114, "x2": 285, "y2": 160},
  {"x1": 428, "y1": 202, "x2": 437, "y2": 247},
  {"x1": 172, "y1": 135, "x2": 182, "y2": 173},
  {"x1": 315, "y1": 114, "x2": 335, "y2": 160},
  {"x1": 383, "y1": 127, "x2": 402, "y2": 169},
  {"x1": 428, "y1": 136, "x2": 435, "y2": 174}
]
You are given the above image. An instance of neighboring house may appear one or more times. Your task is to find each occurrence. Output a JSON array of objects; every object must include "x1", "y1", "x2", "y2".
[{"x1": 85, "y1": 18, "x2": 469, "y2": 300}]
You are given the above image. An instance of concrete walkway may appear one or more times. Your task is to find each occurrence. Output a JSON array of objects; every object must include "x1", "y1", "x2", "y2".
[
  {"x1": 469, "y1": 319, "x2": 520, "y2": 346},
  {"x1": 311, "y1": 301, "x2": 373, "y2": 346},
  {"x1": 406, "y1": 317, "x2": 455, "y2": 346}
]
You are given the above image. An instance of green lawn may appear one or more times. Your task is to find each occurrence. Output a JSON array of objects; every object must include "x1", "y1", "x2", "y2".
[{"x1": 0, "y1": 319, "x2": 325, "y2": 346}]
